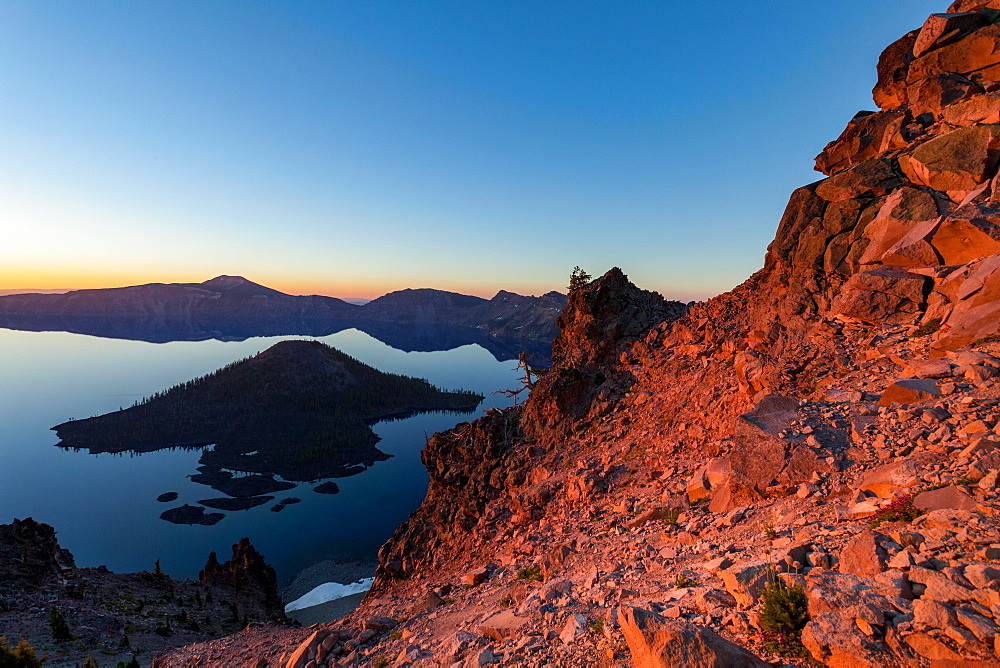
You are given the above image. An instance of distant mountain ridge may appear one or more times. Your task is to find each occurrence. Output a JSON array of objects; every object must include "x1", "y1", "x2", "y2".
[{"x1": 0, "y1": 275, "x2": 569, "y2": 342}]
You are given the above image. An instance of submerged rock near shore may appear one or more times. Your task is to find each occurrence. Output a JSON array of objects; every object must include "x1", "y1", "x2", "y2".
[{"x1": 155, "y1": 3, "x2": 1000, "y2": 666}]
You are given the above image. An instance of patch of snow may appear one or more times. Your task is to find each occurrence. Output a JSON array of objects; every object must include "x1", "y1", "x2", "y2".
[{"x1": 284, "y1": 577, "x2": 375, "y2": 612}]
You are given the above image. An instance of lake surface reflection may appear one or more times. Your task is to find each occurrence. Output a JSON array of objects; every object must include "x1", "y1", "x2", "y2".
[{"x1": 0, "y1": 328, "x2": 526, "y2": 581}]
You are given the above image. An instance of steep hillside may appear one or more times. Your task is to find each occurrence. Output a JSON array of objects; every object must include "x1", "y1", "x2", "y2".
[{"x1": 155, "y1": 3, "x2": 1000, "y2": 667}]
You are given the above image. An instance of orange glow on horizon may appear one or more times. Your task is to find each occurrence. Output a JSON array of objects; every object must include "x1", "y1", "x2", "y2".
[{"x1": 0, "y1": 268, "x2": 558, "y2": 301}]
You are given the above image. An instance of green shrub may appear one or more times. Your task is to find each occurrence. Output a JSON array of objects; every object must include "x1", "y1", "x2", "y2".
[
  {"x1": 673, "y1": 573, "x2": 700, "y2": 588},
  {"x1": 48, "y1": 607, "x2": 73, "y2": 642},
  {"x1": 588, "y1": 617, "x2": 604, "y2": 633},
  {"x1": 373, "y1": 655, "x2": 390, "y2": 668},
  {"x1": 955, "y1": 475, "x2": 983, "y2": 486},
  {"x1": 515, "y1": 565, "x2": 543, "y2": 582},
  {"x1": 568, "y1": 266, "x2": 592, "y2": 292},
  {"x1": 763, "y1": 523, "x2": 779, "y2": 540},
  {"x1": 909, "y1": 318, "x2": 942, "y2": 338},
  {"x1": 0, "y1": 637, "x2": 43, "y2": 667},
  {"x1": 758, "y1": 577, "x2": 810, "y2": 658},
  {"x1": 972, "y1": 333, "x2": 1000, "y2": 346},
  {"x1": 117, "y1": 653, "x2": 141, "y2": 668}
]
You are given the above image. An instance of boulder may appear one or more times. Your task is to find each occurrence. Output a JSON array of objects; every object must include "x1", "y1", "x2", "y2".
[
  {"x1": 840, "y1": 530, "x2": 890, "y2": 577},
  {"x1": 686, "y1": 458, "x2": 732, "y2": 504},
  {"x1": 463, "y1": 566, "x2": 490, "y2": 587},
  {"x1": 801, "y1": 612, "x2": 889, "y2": 668},
  {"x1": 935, "y1": 254, "x2": 1000, "y2": 349},
  {"x1": 815, "y1": 158, "x2": 901, "y2": 202},
  {"x1": 879, "y1": 217, "x2": 943, "y2": 267},
  {"x1": 877, "y1": 378, "x2": 942, "y2": 406},
  {"x1": 930, "y1": 217, "x2": 1000, "y2": 265},
  {"x1": 912, "y1": 11, "x2": 991, "y2": 59},
  {"x1": 860, "y1": 458, "x2": 921, "y2": 497},
  {"x1": 913, "y1": 485, "x2": 978, "y2": 511},
  {"x1": 478, "y1": 609, "x2": 528, "y2": 641},
  {"x1": 903, "y1": 631, "x2": 963, "y2": 661},
  {"x1": 834, "y1": 267, "x2": 928, "y2": 324},
  {"x1": 942, "y1": 91, "x2": 1000, "y2": 126},
  {"x1": 907, "y1": 72, "x2": 984, "y2": 118},
  {"x1": 956, "y1": 606, "x2": 999, "y2": 643},
  {"x1": 718, "y1": 561, "x2": 770, "y2": 608},
  {"x1": 815, "y1": 110, "x2": 910, "y2": 176},
  {"x1": 616, "y1": 607, "x2": 768, "y2": 668},
  {"x1": 913, "y1": 598, "x2": 958, "y2": 628},
  {"x1": 873, "y1": 30, "x2": 919, "y2": 111},
  {"x1": 963, "y1": 563, "x2": 1000, "y2": 589},
  {"x1": 730, "y1": 395, "x2": 798, "y2": 494},
  {"x1": 559, "y1": 612, "x2": 588, "y2": 645},
  {"x1": 900, "y1": 359, "x2": 954, "y2": 378},
  {"x1": 907, "y1": 23, "x2": 1000, "y2": 88},
  {"x1": 907, "y1": 567, "x2": 975, "y2": 602},
  {"x1": 804, "y1": 571, "x2": 907, "y2": 624},
  {"x1": 898, "y1": 125, "x2": 1000, "y2": 197},
  {"x1": 860, "y1": 187, "x2": 941, "y2": 265}
]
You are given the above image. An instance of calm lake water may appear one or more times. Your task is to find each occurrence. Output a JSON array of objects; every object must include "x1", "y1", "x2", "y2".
[{"x1": 0, "y1": 327, "x2": 523, "y2": 582}]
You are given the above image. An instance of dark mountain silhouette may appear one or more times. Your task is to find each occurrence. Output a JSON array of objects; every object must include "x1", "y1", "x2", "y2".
[{"x1": 0, "y1": 276, "x2": 568, "y2": 356}]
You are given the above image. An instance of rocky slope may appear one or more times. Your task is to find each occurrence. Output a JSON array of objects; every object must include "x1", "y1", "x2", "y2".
[{"x1": 154, "y1": 2, "x2": 1000, "y2": 666}]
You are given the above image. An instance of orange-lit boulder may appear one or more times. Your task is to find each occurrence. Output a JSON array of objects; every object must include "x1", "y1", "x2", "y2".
[
  {"x1": 834, "y1": 267, "x2": 928, "y2": 324},
  {"x1": 929, "y1": 217, "x2": 1000, "y2": 263},
  {"x1": 935, "y1": 253, "x2": 1000, "y2": 348},
  {"x1": 898, "y1": 125, "x2": 1000, "y2": 196},
  {"x1": 860, "y1": 188, "x2": 942, "y2": 265},
  {"x1": 880, "y1": 218, "x2": 944, "y2": 267},
  {"x1": 815, "y1": 158, "x2": 901, "y2": 202},
  {"x1": 815, "y1": 110, "x2": 910, "y2": 176},
  {"x1": 948, "y1": 1, "x2": 1000, "y2": 15},
  {"x1": 912, "y1": 11, "x2": 990, "y2": 59},
  {"x1": 941, "y1": 91, "x2": 1000, "y2": 125},
  {"x1": 907, "y1": 73, "x2": 983, "y2": 117},
  {"x1": 873, "y1": 30, "x2": 918, "y2": 111},
  {"x1": 907, "y1": 23, "x2": 1000, "y2": 86}
]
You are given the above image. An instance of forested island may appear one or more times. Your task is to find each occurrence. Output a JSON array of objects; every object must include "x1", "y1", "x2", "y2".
[{"x1": 52, "y1": 340, "x2": 483, "y2": 487}]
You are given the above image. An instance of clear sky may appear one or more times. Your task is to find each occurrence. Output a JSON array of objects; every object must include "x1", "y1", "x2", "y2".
[{"x1": 2, "y1": 0, "x2": 945, "y2": 301}]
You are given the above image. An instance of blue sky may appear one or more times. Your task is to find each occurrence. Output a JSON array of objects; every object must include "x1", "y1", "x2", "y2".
[{"x1": 1, "y1": 1, "x2": 945, "y2": 300}]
